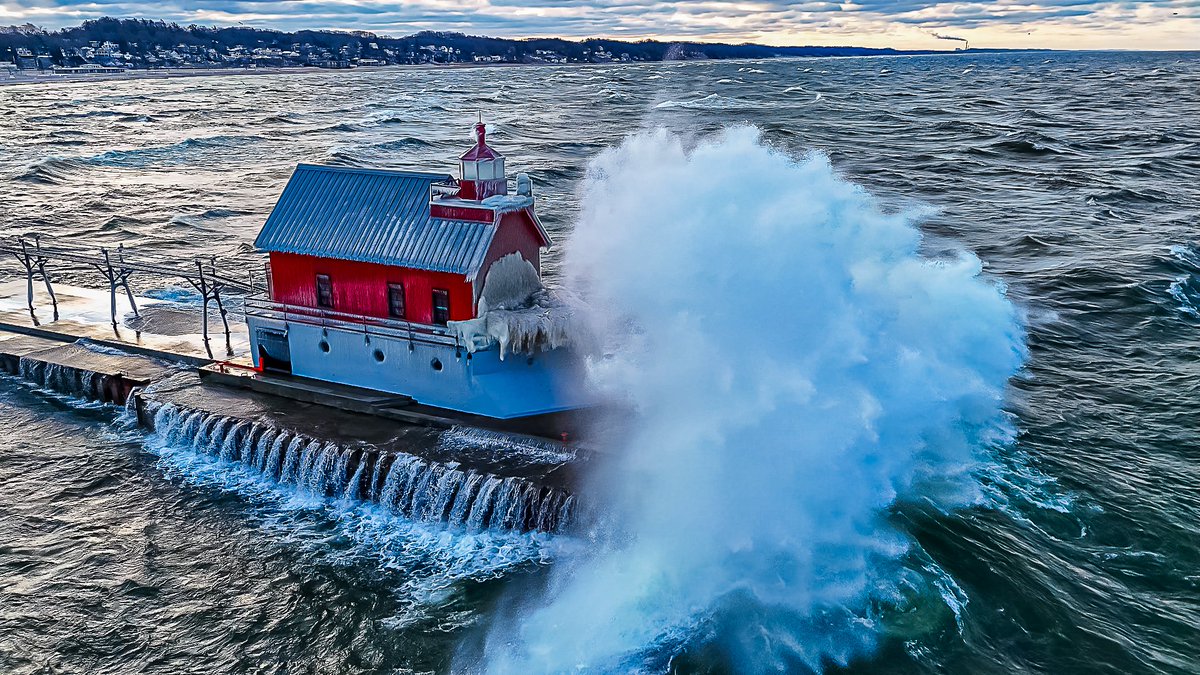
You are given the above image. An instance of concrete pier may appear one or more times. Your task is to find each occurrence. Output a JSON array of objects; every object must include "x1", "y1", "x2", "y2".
[
  {"x1": 0, "y1": 280, "x2": 248, "y2": 363},
  {"x1": 0, "y1": 281, "x2": 590, "y2": 533},
  {"x1": 138, "y1": 369, "x2": 584, "y2": 488},
  {"x1": 0, "y1": 332, "x2": 170, "y2": 404}
]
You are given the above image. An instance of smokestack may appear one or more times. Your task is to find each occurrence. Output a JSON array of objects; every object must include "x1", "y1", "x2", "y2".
[{"x1": 933, "y1": 33, "x2": 970, "y2": 50}]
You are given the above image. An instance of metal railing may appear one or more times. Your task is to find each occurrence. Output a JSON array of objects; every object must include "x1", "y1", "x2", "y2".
[
  {"x1": 243, "y1": 295, "x2": 469, "y2": 350},
  {"x1": 429, "y1": 182, "x2": 460, "y2": 201}
]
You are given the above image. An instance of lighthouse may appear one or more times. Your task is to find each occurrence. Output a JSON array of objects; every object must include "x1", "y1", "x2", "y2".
[
  {"x1": 457, "y1": 121, "x2": 506, "y2": 201},
  {"x1": 242, "y1": 120, "x2": 585, "y2": 419}
]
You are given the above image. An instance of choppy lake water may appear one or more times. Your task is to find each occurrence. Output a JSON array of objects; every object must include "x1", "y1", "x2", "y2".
[{"x1": 1, "y1": 50, "x2": 1199, "y2": 673}]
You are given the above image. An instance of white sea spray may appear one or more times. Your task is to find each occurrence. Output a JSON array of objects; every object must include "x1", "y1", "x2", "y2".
[{"x1": 475, "y1": 127, "x2": 1027, "y2": 673}]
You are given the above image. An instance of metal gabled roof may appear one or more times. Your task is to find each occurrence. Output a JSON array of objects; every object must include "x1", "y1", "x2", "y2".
[{"x1": 255, "y1": 164, "x2": 497, "y2": 276}]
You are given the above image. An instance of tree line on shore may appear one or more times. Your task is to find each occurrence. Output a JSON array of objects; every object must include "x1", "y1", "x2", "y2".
[{"x1": 1, "y1": 17, "x2": 959, "y2": 69}]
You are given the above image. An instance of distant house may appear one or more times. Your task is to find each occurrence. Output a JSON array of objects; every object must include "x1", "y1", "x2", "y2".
[
  {"x1": 54, "y1": 65, "x2": 125, "y2": 75},
  {"x1": 14, "y1": 47, "x2": 36, "y2": 70}
]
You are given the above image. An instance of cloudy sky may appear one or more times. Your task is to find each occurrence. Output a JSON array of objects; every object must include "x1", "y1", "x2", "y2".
[{"x1": 2, "y1": 0, "x2": 1197, "y2": 50}]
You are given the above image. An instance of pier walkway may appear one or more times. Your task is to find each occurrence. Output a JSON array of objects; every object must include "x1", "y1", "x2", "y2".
[
  {"x1": 0, "y1": 280, "x2": 250, "y2": 364},
  {"x1": 0, "y1": 235, "x2": 264, "y2": 358}
]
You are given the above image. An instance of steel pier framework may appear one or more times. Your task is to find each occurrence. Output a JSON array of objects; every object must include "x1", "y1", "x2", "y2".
[{"x1": 0, "y1": 235, "x2": 265, "y2": 358}]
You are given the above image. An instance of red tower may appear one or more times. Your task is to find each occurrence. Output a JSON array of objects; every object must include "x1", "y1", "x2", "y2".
[{"x1": 456, "y1": 121, "x2": 507, "y2": 201}]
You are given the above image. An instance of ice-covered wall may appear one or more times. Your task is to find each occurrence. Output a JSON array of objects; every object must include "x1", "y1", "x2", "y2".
[{"x1": 450, "y1": 252, "x2": 587, "y2": 358}]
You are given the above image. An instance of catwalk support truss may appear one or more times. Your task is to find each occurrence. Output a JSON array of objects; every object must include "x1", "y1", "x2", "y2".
[{"x1": 1, "y1": 235, "x2": 264, "y2": 358}]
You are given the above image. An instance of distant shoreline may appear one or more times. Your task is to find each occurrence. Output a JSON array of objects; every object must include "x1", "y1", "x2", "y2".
[
  {"x1": 14, "y1": 48, "x2": 1183, "y2": 90},
  {"x1": 2, "y1": 61, "x2": 620, "y2": 87},
  {"x1": 0, "y1": 62, "x2": 556, "y2": 87},
  {"x1": 0, "y1": 65, "x2": 360, "y2": 87},
  {"x1": 0, "y1": 52, "x2": 1016, "y2": 88}
]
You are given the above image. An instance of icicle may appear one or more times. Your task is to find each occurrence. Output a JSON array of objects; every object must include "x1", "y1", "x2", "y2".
[
  {"x1": 307, "y1": 442, "x2": 340, "y2": 495},
  {"x1": 193, "y1": 414, "x2": 216, "y2": 452},
  {"x1": 252, "y1": 427, "x2": 277, "y2": 471},
  {"x1": 369, "y1": 454, "x2": 388, "y2": 502},
  {"x1": 265, "y1": 432, "x2": 290, "y2": 479},
  {"x1": 405, "y1": 463, "x2": 441, "y2": 519},
  {"x1": 380, "y1": 455, "x2": 419, "y2": 510},
  {"x1": 331, "y1": 448, "x2": 353, "y2": 498},
  {"x1": 427, "y1": 468, "x2": 464, "y2": 522},
  {"x1": 393, "y1": 459, "x2": 423, "y2": 515},
  {"x1": 221, "y1": 420, "x2": 250, "y2": 462},
  {"x1": 180, "y1": 410, "x2": 202, "y2": 447},
  {"x1": 44, "y1": 363, "x2": 60, "y2": 390},
  {"x1": 535, "y1": 489, "x2": 563, "y2": 532},
  {"x1": 505, "y1": 482, "x2": 539, "y2": 532},
  {"x1": 206, "y1": 417, "x2": 231, "y2": 456},
  {"x1": 556, "y1": 494, "x2": 576, "y2": 531},
  {"x1": 138, "y1": 400, "x2": 572, "y2": 533},
  {"x1": 280, "y1": 436, "x2": 306, "y2": 484},
  {"x1": 123, "y1": 386, "x2": 141, "y2": 418},
  {"x1": 401, "y1": 461, "x2": 433, "y2": 517},
  {"x1": 152, "y1": 403, "x2": 178, "y2": 439},
  {"x1": 240, "y1": 422, "x2": 259, "y2": 462},
  {"x1": 291, "y1": 439, "x2": 317, "y2": 486}
]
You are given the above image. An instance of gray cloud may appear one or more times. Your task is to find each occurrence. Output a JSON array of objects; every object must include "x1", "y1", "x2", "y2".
[{"x1": 3, "y1": 0, "x2": 1196, "y2": 46}]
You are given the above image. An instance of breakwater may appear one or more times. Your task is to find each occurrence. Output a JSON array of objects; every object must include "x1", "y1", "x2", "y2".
[
  {"x1": 0, "y1": 343, "x2": 161, "y2": 404},
  {"x1": 1, "y1": 335, "x2": 580, "y2": 535},
  {"x1": 145, "y1": 402, "x2": 576, "y2": 532}
]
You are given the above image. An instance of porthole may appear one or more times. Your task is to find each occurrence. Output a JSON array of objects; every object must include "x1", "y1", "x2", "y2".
[
  {"x1": 431, "y1": 358, "x2": 443, "y2": 372},
  {"x1": 373, "y1": 349, "x2": 386, "y2": 363},
  {"x1": 318, "y1": 340, "x2": 331, "y2": 353}
]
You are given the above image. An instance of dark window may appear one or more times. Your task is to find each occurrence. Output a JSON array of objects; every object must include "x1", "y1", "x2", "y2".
[
  {"x1": 315, "y1": 274, "x2": 333, "y2": 309},
  {"x1": 431, "y1": 289, "x2": 450, "y2": 326},
  {"x1": 387, "y1": 283, "x2": 406, "y2": 319}
]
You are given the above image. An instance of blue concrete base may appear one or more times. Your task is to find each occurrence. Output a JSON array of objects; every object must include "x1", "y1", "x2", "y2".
[{"x1": 246, "y1": 316, "x2": 590, "y2": 419}]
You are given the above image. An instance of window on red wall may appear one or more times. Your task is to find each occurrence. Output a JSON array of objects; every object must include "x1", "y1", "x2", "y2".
[
  {"x1": 387, "y1": 283, "x2": 406, "y2": 319},
  {"x1": 432, "y1": 288, "x2": 450, "y2": 325},
  {"x1": 316, "y1": 274, "x2": 333, "y2": 309}
]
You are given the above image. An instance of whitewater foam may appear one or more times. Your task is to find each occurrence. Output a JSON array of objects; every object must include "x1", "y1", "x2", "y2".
[{"x1": 473, "y1": 127, "x2": 1026, "y2": 673}]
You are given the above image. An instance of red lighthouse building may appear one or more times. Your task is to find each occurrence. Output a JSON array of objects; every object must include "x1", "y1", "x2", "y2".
[
  {"x1": 260, "y1": 122, "x2": 549, "y2": 325},
  {"x1": 244, "y1": 121, "x2": 582, "y2": 419}
]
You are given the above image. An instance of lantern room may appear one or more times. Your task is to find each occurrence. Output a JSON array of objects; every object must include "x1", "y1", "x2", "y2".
[{"x1": 457, "y1": 121, "x2": 507, "y2": 201}]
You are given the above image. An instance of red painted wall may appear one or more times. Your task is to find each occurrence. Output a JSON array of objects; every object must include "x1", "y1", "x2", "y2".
[
  {"x1": 476, "y1": 209, "x2": 544, "y2": 297},
  {"x1": 269, "y1": 253, "x2": 476, "y2": 323},
  {"x1": 456, "y1": 178, "x2": 507, "y2": 201},
  {"x1": 429, "y1": 204, "x2": 494, "y2": 222}
]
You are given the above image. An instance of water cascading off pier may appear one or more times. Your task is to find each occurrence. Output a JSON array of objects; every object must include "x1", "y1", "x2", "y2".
[
  {"x1": 0, "y1": 332, "x2": 582, "y2": 536},
  {"x1": 146, "y1": 402, "x2": 577, "y2": 533},
  {"x1": 0, "y1": 337, "x2": 166, "y2": 405}
]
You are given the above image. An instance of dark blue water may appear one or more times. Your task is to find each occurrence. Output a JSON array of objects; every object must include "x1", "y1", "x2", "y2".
[{"x1": 1, "y1": 50, "x2": 1199, "y2": 673}]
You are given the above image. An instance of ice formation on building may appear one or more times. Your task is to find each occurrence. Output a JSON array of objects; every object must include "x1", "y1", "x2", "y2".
[{"x1": 450, "y1": 252, "x2": 585, "y2": 359}]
